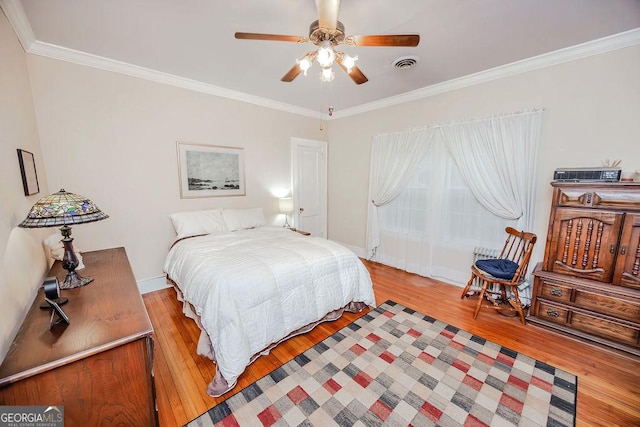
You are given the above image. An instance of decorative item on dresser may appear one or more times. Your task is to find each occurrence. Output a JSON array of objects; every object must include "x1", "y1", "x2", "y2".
[
  {"x1": 529, "y1": 182, "x2": 640, "y2": 356},
  {"x1": 18, "y1": 189, "x2": 109, "y2": 289},
  {"x1": 0, "y1": 247, "x2": 157, "y2": 426}
]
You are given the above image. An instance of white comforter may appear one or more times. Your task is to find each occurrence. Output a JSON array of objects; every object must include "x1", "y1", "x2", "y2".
[{"x1": 164, "y1": 227, "x2": 375, "y2": 394}]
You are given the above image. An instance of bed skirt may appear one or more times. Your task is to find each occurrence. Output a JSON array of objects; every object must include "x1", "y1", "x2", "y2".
[{"x1": 167, "y1": 277, "x2": 369, "y2": 396}]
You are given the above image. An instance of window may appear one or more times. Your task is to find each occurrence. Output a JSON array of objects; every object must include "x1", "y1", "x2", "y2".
[
  {"x1": 367, "y1": 109, "x2": 542, "y2": 287},
  {"x1": 377, "y1": 141, "x2": 515, "y2": 284}
]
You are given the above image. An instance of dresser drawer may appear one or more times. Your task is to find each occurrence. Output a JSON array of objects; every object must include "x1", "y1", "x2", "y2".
[
  {"x1": 539, "y1": 280, "x2": 573, "y2": 303},
  {"x1": 574, "y1": 288, "x2": 640, "y2": 323},
  {"x1": 571, "y1": 310, "x2": 640, "y2": 347},
  {"x1": 591, "y1": 190, "x2": 640, "y2": 211},
  {"x1": 534, "y1": 299, "x2": 640, "y2": 347},
  {"x1": 556, "y1": 187, "x2": 640, "y2": 211},
  {"x1": 535, "y1": 300, "x2": 570, "y2": 325}
]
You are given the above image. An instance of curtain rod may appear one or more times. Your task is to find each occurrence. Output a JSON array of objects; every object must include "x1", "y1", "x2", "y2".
[{"x1": 374, "y1": 108, "x2": 545, "y2": 138}]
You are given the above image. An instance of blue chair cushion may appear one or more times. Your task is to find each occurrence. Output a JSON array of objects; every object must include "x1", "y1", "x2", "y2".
[{"x1": 475, "y1": 258, "x2": 519, "y2": 280}]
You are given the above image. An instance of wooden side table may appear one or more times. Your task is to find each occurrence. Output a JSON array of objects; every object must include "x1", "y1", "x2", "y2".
[
  {"x1": 293, "y1": 229, "x2": 311, "y2": 236},
  {"x1": 0, "y1": 247, "x2": 157, "y2": 426}
]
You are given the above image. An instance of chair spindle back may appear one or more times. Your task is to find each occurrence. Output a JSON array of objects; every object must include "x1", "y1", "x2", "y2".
[{"x1": 499, "y1": 227, "x2": 537, "y2": 284}]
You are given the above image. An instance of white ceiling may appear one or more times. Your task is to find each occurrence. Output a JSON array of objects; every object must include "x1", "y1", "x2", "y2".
[{"x1": 4, "y1": 0, "x2": 640, "y2": 117}]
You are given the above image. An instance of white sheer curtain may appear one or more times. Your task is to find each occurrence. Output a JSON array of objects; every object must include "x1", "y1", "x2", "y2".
[
  {"x1": 376, "y1": 139, "x2": 517, "y2": 284},
  {"x1": 442, "y1": 110, "x2": 543, "y2": 231},
  {"x1": 364, "y1": 128, "x2": 437, "y2": 258},
  {"x1": 366, "y1": 109, "x2": 544, "y2": 286}
]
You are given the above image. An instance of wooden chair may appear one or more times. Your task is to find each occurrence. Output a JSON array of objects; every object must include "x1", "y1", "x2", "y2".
[{"x1": 460, "y1": 227, "x2": 537, "y2": 324}]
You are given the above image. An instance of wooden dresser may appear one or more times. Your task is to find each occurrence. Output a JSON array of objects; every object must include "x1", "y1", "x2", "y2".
[
  {"x1": 529, "y1": 182, "x2": 640, "y2": 356},
  {"x1": 0, "y1": 247, "x2": 157, "y2": 426}
]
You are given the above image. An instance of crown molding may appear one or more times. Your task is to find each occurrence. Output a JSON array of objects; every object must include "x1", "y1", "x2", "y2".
[
  {"x1": 333, "y1": 27, "x2": 640, "y2": 119},
  {"x1": 3, "y1": 0, "x2": 639, "y2": 120},
  {"x1": 0, "y1": 0, "x2": 318, "y2": 118},
  {"x1": 27, "y1": 41, "x2": 319, "y2": 118},
  {"x1": 0, "y1": 0, "x2": 35, "y2": 51}
]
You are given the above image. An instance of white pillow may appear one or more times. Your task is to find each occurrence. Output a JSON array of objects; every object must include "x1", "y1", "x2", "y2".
[
  {"x1": 222, "y1": 208, "x2": 267, "y2": 231},
  {"x1": 169, "y1": 209, "x2": 228, "y2": 239}
]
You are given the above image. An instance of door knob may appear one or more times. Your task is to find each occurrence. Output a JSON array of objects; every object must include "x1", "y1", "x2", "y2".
[{"x1": 299, "y1": 208, "x2": 304, "y2": 213}]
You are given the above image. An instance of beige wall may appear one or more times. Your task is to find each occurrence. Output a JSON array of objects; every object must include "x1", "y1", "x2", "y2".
[
  {"x1": 25, "y1": 54, "x2": 326, "y2": 282},
  {"x1": 327, "y1": 44, "x2": 640, "y2": 267},
  {"x1": 0, "y1": 11, "x2": 50, "y2": 361}
]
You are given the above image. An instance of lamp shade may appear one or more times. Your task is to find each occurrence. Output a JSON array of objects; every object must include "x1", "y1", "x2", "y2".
[
  {"x1": 278, "y1": 197, "x2": 293, "y2": 214},
  {"x1": 19, "y1": 189, "x2": 108, "y2": 228}
]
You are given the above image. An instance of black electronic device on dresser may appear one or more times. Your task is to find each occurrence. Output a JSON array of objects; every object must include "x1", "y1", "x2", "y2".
[
  {"x1": 553, "y1": 167, "x2": 621, "y2": 182},
  {"x1": 529, "y1": 182, "x2": 640, "y2": 356}
]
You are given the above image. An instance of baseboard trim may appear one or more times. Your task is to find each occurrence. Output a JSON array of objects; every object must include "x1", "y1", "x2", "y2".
[
  {"x1": 335, "y1": 241, "x2": 365, "y2": 259},
  {"x1": 137, "y1": 275, "x2": 171, "y2": 294}
]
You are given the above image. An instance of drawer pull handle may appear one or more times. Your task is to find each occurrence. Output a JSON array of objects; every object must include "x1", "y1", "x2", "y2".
[
  {"x1": 546, "y1": 308, "x2": 560, "y2": 318},
  {"x1": 610, "y1": 244, "x2": 616, "y2": 253},
  {"x1": 621, "y1": 245, "x2": 627, "y2": 255},
  {"x1": 550, "y1": 288, "x2": 563, "y2": 297}
]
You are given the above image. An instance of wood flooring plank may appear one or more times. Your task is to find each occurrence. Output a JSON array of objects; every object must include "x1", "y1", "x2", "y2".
[
  {"x1": 145, "y1": 291, "x2": 211, "y2": 419},
  {"x1": 144, "y1": 260, "x2": 640, "y2": 427},
  {"x1": 144, "y1": 299, "x2": 185, "y2": 427},
  {"x1": 151, "y1": 343, "x2": 183, "y2": 427}
]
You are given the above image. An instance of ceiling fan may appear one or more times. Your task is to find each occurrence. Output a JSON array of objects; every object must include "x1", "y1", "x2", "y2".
[{"x1": 234, "y1": 0, "x2": 420, "y2": 85}]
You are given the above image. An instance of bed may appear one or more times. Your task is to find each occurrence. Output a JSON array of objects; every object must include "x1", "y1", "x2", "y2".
[{"x1": 163, "y1": 208, "x2": 375, "y2": 396}]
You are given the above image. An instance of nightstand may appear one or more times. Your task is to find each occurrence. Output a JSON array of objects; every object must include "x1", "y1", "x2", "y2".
[
  {"x1": 293, "y1": 229, "x2": 311, "y2": 236},
  {"x1": 0, "y1": 247, "x2": 157, "y2": 426}
]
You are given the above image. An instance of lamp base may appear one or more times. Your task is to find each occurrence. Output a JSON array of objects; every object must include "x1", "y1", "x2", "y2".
[
  {"x1": 60, "y1": 271, "x2": 94, "y2": 289},
  {"x1": 59, "y1": 229, "x2": 93, "y2": 289}
]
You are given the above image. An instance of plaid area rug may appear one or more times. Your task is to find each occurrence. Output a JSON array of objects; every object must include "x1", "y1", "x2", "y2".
[{"x1": 187, "y1": 301, "x2": 577, "y2": 427}]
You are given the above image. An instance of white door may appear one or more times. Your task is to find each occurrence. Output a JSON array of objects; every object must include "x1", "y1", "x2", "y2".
[{"x1": 291, "y1": 138, "x2": 327, "y2": 237}]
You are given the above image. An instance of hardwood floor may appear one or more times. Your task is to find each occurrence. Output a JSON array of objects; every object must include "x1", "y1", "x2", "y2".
[{"x1": 143, "y1": 260, "x2": 640, "y2": 427}]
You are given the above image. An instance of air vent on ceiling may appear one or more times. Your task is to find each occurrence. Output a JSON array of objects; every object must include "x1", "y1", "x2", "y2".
[{"x1": 392, "y1": 55, "x2": 419, "y2": 70}]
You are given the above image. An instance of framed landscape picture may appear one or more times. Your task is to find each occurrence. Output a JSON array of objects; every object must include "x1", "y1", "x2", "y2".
[{"x1": 177, "y1": 142, "x2": 246, "y2": 198}]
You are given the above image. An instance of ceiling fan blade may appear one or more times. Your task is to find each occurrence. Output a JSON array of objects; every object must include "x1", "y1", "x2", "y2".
[
  {"x1": 281, "y1": 52, "x2": 317, "y2": 82},
  {"x1": 348, "y1": 34, "x2": 420, "y2": 47},
  {"x1": 235, "y1": 32, "x2": 306, "y2": 43},
  {"x1": 281, "y1": 63, "x2": 303, "y2": 82},
  {"x1": 345, "y1": 65, "x2": 368, "y2": 85},
  {"x1": 316, "y1": 0, "x2": 341, "y2": 30},
  {"x1": 336, "y1": 57, "x2": 368, "y2": 85}
]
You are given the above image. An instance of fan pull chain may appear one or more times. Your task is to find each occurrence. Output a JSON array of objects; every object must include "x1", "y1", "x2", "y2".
[{"x1": 319, "y1": 79, "x2": 335, "y2": 131}]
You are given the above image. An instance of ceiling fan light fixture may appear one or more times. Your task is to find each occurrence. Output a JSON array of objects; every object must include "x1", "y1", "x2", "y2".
[
  {"x1": 320, "y1": 67, "x2": 335, "y2": 82},
  {"x1": 341, "y1": 53, "x2": 358, "y2": 73},
  {"x1": 237, "y1": 0, "x2": 418, "y2": 85},
  {"x1": 316, "y1": 41, "x2": 336, "y2": 68},
  {"x1": 297, "y1": 55, "x2": 314, "y2": 75}
]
